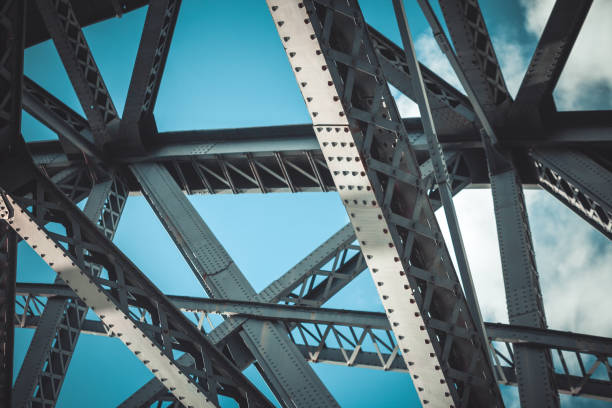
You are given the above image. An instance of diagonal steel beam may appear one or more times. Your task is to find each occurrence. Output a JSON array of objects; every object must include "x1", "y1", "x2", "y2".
[
  {"x1": 531, "y1": 148, "x2": 612, "y2": 239},
  {"x1": 1, "y1": 143, "x2": 273, "y2": 408},
  {"x1": 511, "y1": 0, "x2": 593, "y2": 125},
  {"x1": 267, "y1": 1, "x2": 502, "y2": 406},
  {"x1": 118, "y1": 0, "x2": 181, "y2": 151},
  {"x1": 35, "y1": 0, "x2": 119, "y2": 147},
  {"x1": 131, "y1": 162, "x2": 339, "y2": 407},
  {"x1": 0, "y1": 0, "x2": 25, "y2": 405},
  {"x1": 12, "y1": 174, "x2": 127, "y2": 408},
  {"x1": 438, "y1": 0, "x2": 512, "y2": 125},
  {"x1": 22, "y1": 76, "x2": 102, "y2": 159}
]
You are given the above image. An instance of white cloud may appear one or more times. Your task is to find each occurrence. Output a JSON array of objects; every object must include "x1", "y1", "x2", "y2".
[{"x1": 520, "y1": 0, "x2": 612, "y2": 110}]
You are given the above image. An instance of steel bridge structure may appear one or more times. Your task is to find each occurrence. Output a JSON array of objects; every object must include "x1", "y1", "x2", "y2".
[{"x1": 1, "y1": 0, "x2": 611, "y2": 407}]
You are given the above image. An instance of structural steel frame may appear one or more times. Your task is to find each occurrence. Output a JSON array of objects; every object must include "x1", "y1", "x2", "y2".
[{"x1": 1, "y1": 0, "x2": 611, "y2": 407}]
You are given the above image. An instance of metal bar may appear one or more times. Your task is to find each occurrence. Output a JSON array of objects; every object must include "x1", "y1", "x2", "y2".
[
  {"x1": 118, "y1": 0, "x2": 181, "y2": 151},
  {"x1": 12, "y1": 176, "x2": 127, "y2": 408},
  {"x1": 130, "y1": 162, "x2": 339, "y2": 407},
  {"x1": 392, "y1": 0, "x2": 492, "y2": 380},
  {"x1": 438, "y1": 0, "x2": 512, "y2": 124},
  {"x1": 1, "y1": 148, "x2": 273, "y2": 408},
  {"x1": 511, "y1": 0, "x2": 593, "y2": 125},
  {"x1": 420, "y1": 2, "x2": 560, "y2": 405},
  {"x1": 22, "y1": 77, "x2": 101, "y2": 159},
  {"x1": 267, "y1": 1, "x2": 502, "y2": 406},
  {"x1": 35, "y1": 0, "x2": 119, "y2": 147},
  {"x1": 531, "y1": 148, "x2": 612, "y2": 239}
]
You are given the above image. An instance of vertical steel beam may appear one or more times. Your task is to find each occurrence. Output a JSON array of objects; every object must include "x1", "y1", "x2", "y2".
[
  {"x1": 35, "y1": 0, "x2": 119, "y2": 146},
  {"x1": 131, "y1": 162, "x2": 339, "y2": 408},
  {"x1": 12, "y1": 176, "x2": 128, "y2": 408},
  {"x1": 119, "y1": 0, "x2": 181, "y2": 151},
  {"x1": 267, "y1": 1, "x2": 502, "y2": 406},
  {"x1": 487, "y1": 150, "x2": 559, "y2": 407},
  {"x1": 0, "y1": 0, "x2": 24, "y2": 404}
]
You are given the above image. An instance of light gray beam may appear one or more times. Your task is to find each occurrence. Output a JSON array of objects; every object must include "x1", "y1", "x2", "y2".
[
  {"x1": 12, "y1": 175, "x2": 127, "y2": 408},
  {"x1": 267, "y1": 1, "x2": 502, "y2": 406},
  {"x1": 130, "y1": 162, "x2": 339, "y2": 407}
]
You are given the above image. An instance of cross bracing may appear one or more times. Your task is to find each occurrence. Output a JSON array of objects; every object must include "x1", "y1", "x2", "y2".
[{"x1": 2, "y1": 0, "x2": 611, "y2": 407}]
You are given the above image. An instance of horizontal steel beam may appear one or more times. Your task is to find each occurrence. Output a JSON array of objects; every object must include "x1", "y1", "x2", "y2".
[{"x1": 16, "y1": 283, "x2": 612, "y2": 402}]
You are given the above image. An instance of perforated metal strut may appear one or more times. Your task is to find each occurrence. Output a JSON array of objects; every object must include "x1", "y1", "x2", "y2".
[{"x1": 267, "y1": 1, "x2": 502, "y2": 406}]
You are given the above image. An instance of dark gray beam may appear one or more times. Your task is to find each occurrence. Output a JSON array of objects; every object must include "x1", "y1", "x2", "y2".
[
  {"x1": 131, "y1": 162, "x2": 339, "y2": 407},
  {"x1": 511, "y1": 0, "x2": 593, "y2": 125},
  {"x1": 531, "y1": 148, "x2": 612, "y2": 239},
  {"x1": 0, "y1": 1, "x2": 24, "y2": 405},
  {"x1": 25, "y1": 0, "x2": 149, "y2": 47},
  {"x1": 118, "y1": 0, "x2": 181, "y2": 151},
  {"x1": 22, "y1": 77, "x2": 102, "y2": 159},
  {"x1": 35, "y1": 0, "x2": 119, "y2": 147},
  {"x1": 438, "y1": 0, "x2": 512, "y2": 125}
]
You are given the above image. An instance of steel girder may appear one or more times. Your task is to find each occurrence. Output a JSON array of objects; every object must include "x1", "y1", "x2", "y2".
[
  {"x1": 35, "y1": 0, "x2": 119, "y2": 147},
  {"x1": 118, "y1": 0, "x2": 181, "y2": 151},
  {"x1": 510, "y1": 0, "x2": 593, "y2": 126},
  {"x1": 12, "y1": 174, "x2": 128, "y2": 408},
  {"x1": 438, "y1": 0, "x2": 511, "y2": 125},
  {"x1": 267, "y1": 1, "x2": 501, "y2": 406},
  {"x1": 15, "y1": 283, "x2": 612, "y2": 402},
  {"x1": 531, "y1": 148, "x2": 612, "y2": 240},
  {"x1": 23, "y1": 76, "x2": 101, "y2": 159},
  {"x1": 130, "y1": 162, "x2": 340, "y2": 407},
  {"x1": 29, "y1": 127, "x2": 481, "y2": 195},
  {"x1": 1, "y1": 144, "x2": 273, "y2": 407},
  {"x1": 0, "y1": 0, "x2": 25, "y2": 405}
]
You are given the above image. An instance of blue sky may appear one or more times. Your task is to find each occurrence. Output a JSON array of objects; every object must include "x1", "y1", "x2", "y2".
[{"x1": 16, "y1": 1, "x2": 612, "y2": 407}]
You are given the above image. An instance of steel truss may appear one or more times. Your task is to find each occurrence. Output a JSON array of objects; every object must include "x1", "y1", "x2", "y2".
[{"x1": 3, "y1": 0, "x2": 610, "y2": 407}]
